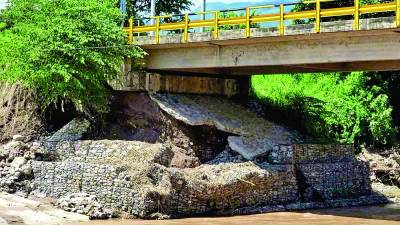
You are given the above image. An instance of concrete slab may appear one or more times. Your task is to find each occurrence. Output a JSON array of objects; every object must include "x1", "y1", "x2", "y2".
[{"x1": 150, "y1": 94, "x2": 300, "y2": 160}]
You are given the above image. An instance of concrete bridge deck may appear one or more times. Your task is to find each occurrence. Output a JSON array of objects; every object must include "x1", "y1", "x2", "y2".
[{"x1": 139, "y1": 17, "x2": 400, "y2": 76}]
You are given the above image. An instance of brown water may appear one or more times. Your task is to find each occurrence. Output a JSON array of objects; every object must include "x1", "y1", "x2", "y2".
[{"x1": 68, "y1": 204, "x2": 400, "y2": 225}]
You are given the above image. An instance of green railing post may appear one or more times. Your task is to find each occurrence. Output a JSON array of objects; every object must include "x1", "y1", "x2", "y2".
[
  {"x1": 183, "y1": 13, "x2": 189, "y2": 43},
  {"x1": 213, "y1": 11, "x2": 219, "y2": 39},
  {"x1": 246, "y1": 7, "x2": 251, "y2": 38},
  {"x1": 279, "y1": 4, "x2": 285, "y2": 36},
  {"x1": 316, "y1": 0, "x2": 321, "y2": 33},
  {"x1": 354, "y1": 0, "x2": 360, "y2": 30}
]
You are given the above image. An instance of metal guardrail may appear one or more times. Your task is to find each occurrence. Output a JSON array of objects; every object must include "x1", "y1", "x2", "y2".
[{"x1": 124, "y1": 0, "x2": 400, "y2": 45}]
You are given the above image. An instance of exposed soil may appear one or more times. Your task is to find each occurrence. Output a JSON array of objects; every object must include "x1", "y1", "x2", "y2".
[
  {"x1": 91, "y1": 91, "x2": 231, "y2": 164},
  {"x1": 358, "y1": 146, "x2": 400, "y2": 188},
  {"x1": 0, "y1": 83, "x2": 44, "y2": 143}
]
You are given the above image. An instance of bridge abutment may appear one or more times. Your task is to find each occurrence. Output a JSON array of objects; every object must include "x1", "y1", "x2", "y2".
[{"x1": 111, "y1": 58, "x2": 250, "y2": 98}]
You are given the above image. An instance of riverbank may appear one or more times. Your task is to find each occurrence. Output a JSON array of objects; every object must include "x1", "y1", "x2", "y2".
[
  {"x1": 1, "y1": 191, "x2": 398, "y2": 225},
  {"x1": 1, "y1": 93, "x2": 400, "y2": 222},
  {"x1": 66, "y1": 204, "x2": 400, "y2": 225},
  {"x1": 0, "y1": 192, "x2": 88, "y2": 225}
]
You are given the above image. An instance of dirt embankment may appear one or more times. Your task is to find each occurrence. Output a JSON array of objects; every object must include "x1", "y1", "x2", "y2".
[
  {"x1": 1, "y1": 91, "x2": 399, "y2": 221},
  {"x1": 358, "y1": 147, "x2": 400, "y2": 198},
  {"x1": 0, "y1": 83, "x2": 44, "y2": 143}
]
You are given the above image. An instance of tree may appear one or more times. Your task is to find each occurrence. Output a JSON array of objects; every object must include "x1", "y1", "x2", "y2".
[
  {"x1": 0, "y1": 0, "x2": 143, "y2": 114},
  {"x1": 292, "y1": 0, "x2": 388, "y2": 23},
  {"x1": 127, "y1": 0, "x2": 193, "y2": 18},
  {"x1": 293, "y1": 0, "x2": 383, "y2": 11}
]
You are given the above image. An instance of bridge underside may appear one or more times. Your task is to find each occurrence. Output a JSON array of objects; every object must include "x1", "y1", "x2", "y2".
[
  {"x1": 149, "y1": 60, "x2": 400, "y2": 76},
  {"x1": 142, "y1": 28, "x2": 400, "y2": 76}
]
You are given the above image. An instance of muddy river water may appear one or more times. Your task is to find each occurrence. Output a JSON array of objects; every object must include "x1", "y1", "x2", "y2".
[{"x1": 68, "y1": 204, "x2": 400, "y2": 225}]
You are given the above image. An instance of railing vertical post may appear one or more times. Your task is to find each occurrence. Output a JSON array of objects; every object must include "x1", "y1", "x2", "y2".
[
  {"x1": 128, "y1": 18, "x2": 133, "y2": 45},
  {"x1": 396, "y1": 0, "x2": 400, "y2": 27},
  {"x1": 183, "y1": 13, "x2": 189, "y2": 43},
  {"x1": 213, "y1": 11, "x2": 219, "y2": 39},
  {"x1": 246, "y1": 7, "x2": 251, "y2": 38},
  {"x1": 155, "y1": 16, "x2": 160, "y2": 44},
  {"x1": 279, "y1": 4, "x2": 284, "y2": 36},
  {"x1": 354, "y1": 0, "x2": 360, "y2": 30},
  {"x1": 315, "y1": 0, "x2": 321, "y2": 33}
]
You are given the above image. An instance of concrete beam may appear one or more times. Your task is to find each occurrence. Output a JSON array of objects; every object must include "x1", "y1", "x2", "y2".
[{"x1": 143, "y1": 29, "x2": 400, "y2": 75}]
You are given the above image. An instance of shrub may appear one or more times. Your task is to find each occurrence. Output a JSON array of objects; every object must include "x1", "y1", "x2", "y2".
[
  {"x1": 0, "y1": 0, "x2": 143, "y2": 114},
  {"x1": 251, "y1": 73, "x2": 395, "y2": 145}
]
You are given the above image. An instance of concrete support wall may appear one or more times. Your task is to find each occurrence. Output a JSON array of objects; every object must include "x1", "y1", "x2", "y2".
[{"x1": 111, "y1": 59, "x2": 249, "y2": 97}]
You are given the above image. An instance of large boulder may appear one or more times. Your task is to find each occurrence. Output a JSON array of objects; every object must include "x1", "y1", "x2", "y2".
[
  {"x1": 46, "y1": 118, "x2": 90, "y2": 147},
  {"x1": 57, "y1": 193, "x2": 116, "y2": 219}
]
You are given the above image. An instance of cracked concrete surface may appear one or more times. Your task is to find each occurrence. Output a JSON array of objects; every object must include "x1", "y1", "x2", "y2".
[{"x1": 150, "y1": 94, "x2": 300, "y2": 160}]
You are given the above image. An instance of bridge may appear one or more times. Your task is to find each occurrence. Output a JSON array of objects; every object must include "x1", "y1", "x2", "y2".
[
  {"x1": 118, "y1": 0, "x2": 400, "y2": 95},
  {"x1": 124, "y1": 0, "x2": 400, "y2": 74}
]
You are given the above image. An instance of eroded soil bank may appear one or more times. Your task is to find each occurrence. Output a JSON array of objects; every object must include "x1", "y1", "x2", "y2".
[{"x1": 1, "y1": 91, "x2": 400, "y2": 222}]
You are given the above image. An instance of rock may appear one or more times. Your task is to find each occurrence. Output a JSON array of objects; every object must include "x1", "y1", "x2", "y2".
[
  {"x1": 12, "y1": 135, "x2": 25, "y2": 142},
  {"x1": 47, "y1": 118, "x2": 91, "y2": 144},
  {"x1": 170, "y1": 146, "x2": 200, "y2": 168},
  {"x1": 359, "y1": 148, "x2": 400, "y2": 187},
  {"x1": 21, "y1": 165, "x2": 33, "y2": 176},
  {"x1": 0, "y1": 147, "x2": 9, "y2": 159},
  {"x1": 148, "y1": 213, "x2": 170, "y2": 220},
  {"x1": 57, "y1": 193, "x2": 114, "y2": 220},
  {"x1": 10, "y1": 157, "x2": 27, "y2": 169},
  {"x1": 206, "y1": 149, "x2": 244, "y2": 165}
]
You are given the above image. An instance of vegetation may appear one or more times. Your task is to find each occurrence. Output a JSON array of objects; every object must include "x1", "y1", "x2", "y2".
[
  {"x1": 293, "y1": 0, "x2": 383, "y2": 11},
  {"x1": 293, "y1": 0, "x2": 391, "y2": 23},
  {"x1": 127, "y1": 0, "x2": 192, "y2": 18},
  {"x1": 0, "y1": 0, "x2": 143, "y2": 114},
  {"x1": 252, "y1": 73, "x2": 396, "y2": 146},
  {"x1": 251, "y1": 0, "x2": 398, "y2": 147}
]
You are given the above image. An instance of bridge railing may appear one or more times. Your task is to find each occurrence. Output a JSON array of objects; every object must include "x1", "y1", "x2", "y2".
[{"x1": 124, "y1": 0, "x2": 400, "y2": 45}]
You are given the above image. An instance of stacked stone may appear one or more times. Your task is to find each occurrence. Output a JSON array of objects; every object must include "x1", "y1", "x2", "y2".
[
  {"x1": 52, "y1": 140, "x2": 173, "y2": 166},
  {"x1": 57, "y1": 193, "x2": 116, "y2": 219},
  {"x1": 0, "y1": 136, "x2": 43, "y2": 195},
  {"x1": 268, "y1": 145, "x2": 294, "y2": 164},
  {"x1": 31, "y1": 140, "x2": 301, "y2": 219},
  {"x1": 32, "y1": 160, "x2": 141, "y2": 213},
  {"x1": 155, "y1": 163, "x2": 299, "y2": 217},
  {"x1": 293, "y1": 144, "x2": 371, "y2": 201},
  {"x1": 293, "y1": 144, "x2": 355, "y2": 164},
  {"x1": 28, "y1": 119, "x2": 377, "y2": 220}
]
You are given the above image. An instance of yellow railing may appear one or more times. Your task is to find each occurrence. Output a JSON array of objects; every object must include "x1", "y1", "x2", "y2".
[{"x1": 124, "y1": 0, "x2": 400, "y2": 45}]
